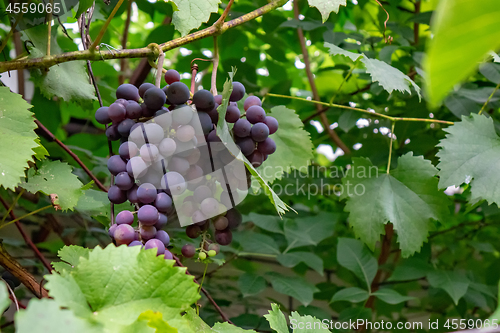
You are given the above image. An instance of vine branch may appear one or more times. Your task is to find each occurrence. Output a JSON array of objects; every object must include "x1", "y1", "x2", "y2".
[{"x1": 90, "y1": 0, "x2": 125, "y2": 51}]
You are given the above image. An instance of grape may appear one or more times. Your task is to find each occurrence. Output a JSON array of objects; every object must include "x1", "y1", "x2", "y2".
[
  {"x1": 258, "y1": 137, "x2": 276, "y2": 155},
  {"x1": 115, "y1": 171, "x2": 134, "y2": 190},
  {"x1": 164, "y1": 69, "x2": 181, "y2": 84},
  {"x1": 139, "y1": 83, "x2": 156, "y2": 98},
  {"x1": 138, "y1": 204, "x2": 159, "y2": 225},
  {"x1": 208, "y1": 105, "x2": 219, "y2": 124},
  {"x1": 116, "y1": 210, "x2": 134, "y2": 225},
  {"x1": 140, "y1": 225, "x2": 157, "y2": 240},
  {"x1": 225, "y1": 103, "x2": 241, "y2": 123},
  {"x1": 119, "y1": 141, "x2": 138, "y2": 160},
  {"x1": 158, "y1": 138, "x2": 177, "y2": 157},
  {"x1": 198, "y1": 252, "x2": 207, "y2": 260},
  {"x1": 126, "y1": 101, "x2": 143, "y2": 119},
  {"x1": 181, "y1": 200, "x2": 196, "y2": 217},
  {"x1": 186, "y1": 225, "x2": 201, "y2": 238},
  {"x1": 251, "y1": 122, "x2": 269, "y2": 142},
  {"x1": 161, "y1": 171, "x2": 187, "y2": 195},
  {"x1": 95, "y1": 106, "x2": 111, "y2": 124},
  {"x1": 154, "y1": 110, "x2": 172, "y2": 129},
  {"x1": 164, "y1": 250, "x2": 173, "y2": 260},
  {"x1": 233, "y1": 118, "x2": 251, "y2": 138},
  {"x1": 144, "y1": 239, "x2": 165, "y2": 256},
  {"x1": 137, "y1": 183, "x2": 157, "y2": 204},
  {"x1": 200, "y1": 197, "x2": 219, "y2": 217},
  {"x1": 213, "y1": 216, "x2": 228, "y2": 230},
  {"x1": 226, "y1": 208, "x2": 242, "y2": 229},
  {"x1": 214, "y1": 95, "x2": 223, "y2": 104},
  {"x1": 192, "y1": 89, "x2": 215, "y2": 112},
  {"x1": 154, "y1": 193, "x2": 172, "y2": 214},
  {"x1": 108, "y1": 224, "x2": 117, "y2": 238},
  {"x1": 116, "y1": 83, "x2": 140, "y2": 101},
  {"x1": 244, "y1": 95, "x2": 262, "y2": 111},
  {"x1": 182, "y1": 244, "x2": 196, "y2": 258},
  {"x1": 140, "y1": 143, "x2": 159, "y2": 162},
  {"x1": 144, "y1": 87, "x2": 167, "y2": 110},
  {"x1": 142, "y1": 103, "x2": 156, "y2": 117},
  {"x1": 218, "y1": 148, "x2": 234, "y2": 165},
  {"x1": 155, "y1": 230, "x2": 170, "y2": 246},
  {"x1": 248, "y1": 150, "x2": 264, "y2": 167},
  {"x1": 186, "y1": 149, "x2": 201, "y2": 165},
  {"x1": 235, "y1": 137, "x2": 255, "y2": 156},
  {"x1": 264, "y1": 116, "x2": 278, "y2": 134},
  {"x1": 220, "y1": 191, "x2": 232, "y2": 208},
  {"x1": 109, "y1": 103, "x2": 127, "y2": 123},
  {"x1": 127, "y1": 185, "x2": 139, "y2": 203},
  {"x1": 108, "y1": 185, "x2": 127, "y2": 204},
  {"x1": 151, "y1": 157, "x2": 168, "y2": 174},
  {"x1": 192, "y1": 210, "x2": 207, "y2": 223},
  {"x1": 116, "y1": 98, "x2": 128, "y2": 107},
  {"x1": 107, "y1": 155, "x2": 127, "y2": 175},
  {"x1": 168, "y1": 157, "x2": 190, "y2": 175},
  {"x1": 143, "y1": 123, "x2": 165, "y2": 144},
  {"x1": 118, "y1": 119, "x2": 136, "y2": 137},
  {"x1": 207, "y1": 130, "x2": 221, "y2": 143},
  {"x1": 175, "y1": 139, "x2": 197, "y2": 156},
  {"x1": 207, "y1": 250, "x2": 217, "y2": 257},
  {"x1": 176, "y1": 125, "x2": 195, "y2": 142},
  {"x1": 215, "y1": 229, "x2": 233, "y2": 245},
  {"x1": 208, "y1": 243, "x2": 220, "y2": 254},
  {"x1": 172, "y1": 105, "x2": 194, "y2": 125},
  {"x1": 194, "y1": 185, "x2": 212, "y2": 203},
  {"x1": 230, "y1": 82, "x2": 245, "y2": 102},
  {"x1": 196, "y1": 111, "x2": 213, "y2": 135},
  {"x1": 114, "y1": 224, "x2": 135, "y2": 245},
  {"x1": 166, "y1": 82, "x2": 190, "y2": 105},
  {"x1": 106, "y1": 124, "x2": 120, "y2": 141},
  {"x1": 129, "y1": 240, "x2": 143, "y2": 247},
  {"x1": 154, "y1": 213, "x2": 168, "y2": 229},
  {"x1": 246, "y1": 105, "x2": 266, "y2": 124},
  {"x1": 127, "y1": 156, "x2": 148, "y2": 178}
]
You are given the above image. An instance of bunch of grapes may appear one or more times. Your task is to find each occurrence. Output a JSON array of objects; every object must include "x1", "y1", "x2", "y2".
[{"x1": 96, "y1": 69, "x2": 278, "y2": 260}]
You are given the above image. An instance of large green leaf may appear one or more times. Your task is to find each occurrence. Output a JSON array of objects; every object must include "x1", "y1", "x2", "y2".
[
  {"x1": 171, "y1": 0, "x2": 221, "y2": 36},
  {"x1": 20, "y1": 160, "x2": 85, "y2": 211},
  {"x1": 75, "y1": 0, "x2": 94, "y2": 18},
  {"x1": 238, "y1": 232, "x2": 281, "y2": 255},
  {"x1": 289, "y1": 311, "x2": 332, "y2": 332},
  {"x1": 244, "y1": 213, "x2": 284, "y2": 234},
  {"x1": 341, "y1": 153, "x2": 450, "y2": 257},
  {"x1": 22, "y1": 25, "x2": 96, "y2": 103},
  {"x1": 331, "y1": 287, "x2": 369, "y2": 303},
  {"x1": 307, "y1": 0, "x2": 346, "y2": 22},
  {"x1": 0, "y1": 87, "x2": 40, "y2": 190},
  {"x1": 277, "y1": 252, "x2": 324, "y2": 275},
  {"x1": 52, "y1": 245, "x2": 91, "y2": 272},
  {"x1": 266, "y1": 272, "x2": 318, "y2": 306},
  {"x1": 238, "y1": 273, "x2": 267, "y2": 297},
  {"x1": 283, "y1": 212, "x2": 337, "y2": 251},
  {"x1": 336, "y1": 238, "x2": 377, "y2": 290},
  {"x1": 260, "y1": 106, "x2": 314, "y2": 183},
  {"x1": 372, "y1": 289, "x2": 415, "y2": 304},
  {"x1": 427, "y1": 270, "x2": 470, "y2": 305},
  {"x1": 263, "y1": 304, "x2": 289, "y2": 333},
  {"x1": 437, "y1": 114, "x2": 500, "y2": 206},
  {"x1": 424, "y1": 0, "x2": 500, "y2": 104}
]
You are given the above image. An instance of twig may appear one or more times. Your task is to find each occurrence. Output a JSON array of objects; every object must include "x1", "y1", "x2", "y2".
[
  {"x1": 0, "y1": 0, "x2": 289, "y2": 73},
  {"x1": 479, "y1": 82, "x2": 500, "y2": 115},
  {"x1": 292, "y1": 0, "x2": 351, "y2": 154},
  {"x1": 190, "y1": 62, "x2": 199, "y2": 96},
  {"x1": 34, "y1": 119, "x2": 108, "y2": 192},
  {"x1": 0, "y1": 189, "x2": 24, "y2": 225},
  {"x1": 0, "y1": 11, "x2": 24, "y2": 56},
  {"x1": 46, "y1": 0, "x2": 54, "y2": 57},
  {"x1": 386, "y1": 122, "x2": 395, "y2": 174},
  {"x1": 119, "y1": 0, "x2": 133, "y2": 85},
  {"x1": 13, "y1": 32, "x2": 25, "y2": 96},
  {"x1": 155, "y1": 51, "x2": 165, "y2": 88},
  {"x1": 211, "y1": 36, "x2": 219, "y2": 95},
  {"x1": 214, "y1": 0, "x2": 235, "y2": 30},
  {"x1": 0, "y1": 204, "x2": 52, "y2": 230},
  {"x1": 90, "y1": 0, "x2": 125, "y2": 51},
  {"x1": 373, "y1": 0, "x2": 393, "y2": 44},
  {"x1": 5, "y1": 280, "x2": 19, "y2": 311},
  {"x1": 0, "y1": 196, "x2": 53, "y2": 272}
]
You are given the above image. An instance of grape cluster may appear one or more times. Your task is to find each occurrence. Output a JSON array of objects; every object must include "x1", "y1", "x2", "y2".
[{"x1": 96, "y1": 70, "x2": 278, "y2": 260}]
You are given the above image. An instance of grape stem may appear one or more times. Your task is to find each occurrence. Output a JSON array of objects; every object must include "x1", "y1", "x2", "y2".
[
  {"x1": 155, "y1": 51, "x2": 165, "y2": 88},
  {"x1": 46, "y1": 0, "x2": 54, "y2": 57},
  {"x1": 196, "y1": 263, "x2": 209, "y2": 315},
  {"x1": 386, "y1": 121, "x2": 395, "y2": 174},
  {"x1": 478, "y1": 81, "x2": 500, "y2": 115},
  {"x1": 211, "y1": 0, "x2": 235, "y2": 95}
]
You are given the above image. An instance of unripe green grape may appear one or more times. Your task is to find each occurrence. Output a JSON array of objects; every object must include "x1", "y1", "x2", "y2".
[
  {"x1": 199, "y1": 252, "x2": 207, "y2": 260},
  {"x1": 208, "y1": 250, "x2": 217, "y2": 257}
]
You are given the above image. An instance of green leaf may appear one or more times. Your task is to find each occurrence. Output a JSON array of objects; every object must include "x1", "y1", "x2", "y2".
[
  {"x1": 245, "y1": 213, "x2": 284, "y2": 234},
  {"x1": 424, "y1": 0, "x2": 500, "y2": 104},
  {"x1": 387, "y1": 258, "x2": 432, "y2": 281},
  {"x1": 75, "y1": 189, "x2": 110, "y2": 219},
  {"x1": 135, "y1": 310, "x2": 179, "y2": 333},
  {"x1": 183, "y1": 308, "x2": 212, "y2": 333},
  {"x1": 307, "y1": 0, "x2": 346, "y2": 22},
  {"x1": 20, "y1": 160, "x2": 85, "y2": 211},
  {"x1": 22, "y1": 25, "x2": 96, "y2": 103},
  {"x1": 437, "y1": 114, "x2": 500, "y2": 206},
  {"x1": 336, "y1": 238, "x2": 377, "y2": 290},
  {"x1": 324, "y1": 42, "x2": 363, "y2": 62},
  {"x1": 283, "y1": 212, "x2": 337, "y2": 251},
  {"x1": 239, "y1": 233, "x2": 281, "y2": 255},
  {"x1": 0, "y1": 87, "x2": 40, "y2": 190},
  {"x1": 331, "y1": 287, "x2": 369, "y2": 303},
  {"x1": 260, "y1": 106, "x2": 314, "y2": 183},
  {"x1": 15, "y1": 299, "x2": 103, "y2": 333},
  {"x1": 338, "y1": 111, "x2": 359, "y2": 133},
  {"x1": 289, "y1": 311, "x2": 332, "y2": 332},
  {"x1": 238, "y1": 273, "x2": 267, "y2": 297},
  {"x1": 427, "y1": 270, "x2": 470, "y2": 305},
  {"x1": 212, "y1": 322, "x2": 257, "y2": 332},
  {"x1": 372, "y1": 289, "x2": 415, "y2": 304},
  {"x1": 341, "y1": 153, "x2": 451, "y2": 257},
  {"x1": 171, "y1": 0, "x2": 221, "y2": 36},
  {"x1": 277, "y1": 252, "x2": 324, "y2": 275},
  {"x1": 267, "y1": 272, "x2": 319, "y2": 306},
  {"x1": 0, "y1": 280, "x2": 9, "y2": 313},
  {"x1": 263, "y1": 304, "x2": 289, "y2": 333},
  {"x1": 75, "y1": 0, "x2": 94, "y2": 18},
  {"x1": 52, "y1": 245, "x2": 91, "y2": 271},
  {"x1": 44, "y1": 244, "x2": 200, "y2": 331}
]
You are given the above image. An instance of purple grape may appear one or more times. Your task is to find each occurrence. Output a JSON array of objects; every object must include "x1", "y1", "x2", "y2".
[
  {"x1": 127, "y1": 185, "x2": 139, "y2": 204},
  {"x1": 108, "y1": 224, "x2": 117, "y2": 238},
  {"x1": 155, "y1": 193, "x2": 172, "y2": 213},
  {"x1": 144, "y1": 239, "x2": 165, "y2": 256},
  {"x1": 191, "y1": 210, "x2": 208, "y2": 224},
  {"x1": 225, "y1": 103, "x2": 241, "y2": 123},
  {"x1": 258, "y1": 137, "x2": 276, "y2": 155},
  {"x1": 140, "y1": 225, "x2": 157, "y2": 240},
  {"x1": 116, "y1": 99, "x2": 128, "y2": 107},
  {"x1": 244, "y1": 96, "x2": 262, "y2": 111},
  {"x1": 160, "y1": 171, "x2": 187, "y2": 195},
  {"x1": 137, "y1": 183, "x2": 157, "y2": 204},
  {"x1": 251, "y1": 123, "x2": 269, "y2": 142},
  {"x1": 115, "y1": 172, "x2": 134, "y2": 190},
  {"x1": 186, "y1": 225, "x2": 201, "y2": 238},
  {"x1": 197, "y1": 111, "x2": 213, "y2": 135},
  {"x1": 264, "y1": 116, "x2": 278, "y2": 134},
  {"x1": 246, "y1": 105, "x2": 266, "y2": 124},
  {"x1": 118, "y1": 119, "x2": 136, "y2": 137},
  {"x1": 182, "y1": 244, "x2": 196, "y2": 258},
  {"x1": 139, "y1": 143, "x2": 159, "y2": 162},
  {"x1": 236, "y1": 137, "x2": 256, "y2": 156},
  {"x1": 138, "y1": 205, "x2": 159, "y2": 225},
  {"x1": 200, "y1": 198, "x2": 219, "y2": 217},
  {"x1": 193, "y1": 89, "x2": 215, "y2": 112},
  {"x1": 114, "y1": 224, "x2": 135, "y2": 245},
  {"x1": 164, "y1": 249, "x2": 174, "y2": 260},
  {"x1": 230, "y1": 82, "x2": 245, "y2": 102},
  {"x1": 108, "y1": 185, "x2": 127, "y2": 204},
  {"x1": 155, "y1": 230, "x2": 170, "y2": 246},
  {"x1": 226, "y1": 208, "x2": 242, "y2": 229},
  {"x1": 213, "y1": 216, "x2": 228, "y2": 230},
  {"x1": 168, "y1": 157, "x2": 190, "y2": 175},
  {"x1": 233, "y1": 119, "x2": 251, "y2": 138},
  {"x1": 126, "y1": 156, "x2": 148, "y2": 178},
  {"x1": 109, "y1": 103, "x2": 126, "y2": 123},
  {"x1": 141, "y1": 103, "x2": 156, "y2": 117},
  {"x1": 106, "y1": 124, "x2": 120, "y2": 141},
  {"x1": 193, "y1": 185, "x2": 212, "y2": 203},
  {"x1": 158, "y1": 138, "x2": 177, "y2": 157},
  {"x1": 164, "y1": 69, "x2": 180, "y2": 84},
  {"x1": 116, "y1": 210, "x2": 134, "y2": 225},
  {"x1": 154, "y1": 213, "x2": 168, "y2": 229},
  {"x1": 95, "y1": 107, "x2": 111, "y2": 124},
  {"x1": 214, "y1": 95, "x2": 223, "y2": 104},
  {"x1": 129, "y1": 240, "x2": 143, "y2": 247},
  {"x1": 215, "y1": 229, "x2": 233, "y2": 245},
  {"x1": 119, "y1": 141, "x2": 138, "y2": 160},
  {"x1": 144, "y1": 87, "x2": 167, "y2": 110},
  {"x1": 116, "y1": 84, "x2": 140, "y2": 101},
  {"x1": 107, "y1": 155, "x2": 127, "y2": 175},
  {"x1": 166, "y1": 82, "x2": 190, "y2": 105},
  {"x1": 248, "y1": 150, "x2": 264, "y2": 167},
  {"x1": 139, "y1": 83, "x2": 155, "y2": 98},
  {"x1": 186, "y1": 165, "x2": 203, "y2": 182},
  {"x1": 126, "y1": 101, "x2": 143, "y2": 119}
]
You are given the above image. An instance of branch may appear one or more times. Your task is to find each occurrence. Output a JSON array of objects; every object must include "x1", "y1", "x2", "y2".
[
  {"x1": 0, "y1": 196, "x2": 53, "y2": 272},
  {"x1": 0, "y1": 0, "x2": 289, "y2": 73},
  {"x1": 90, "y1": 0, "x2": 125, "y2": 51},
  {"x1": 34, "y1": 119, "x2": 108, "y2": 192},
  {"x1": 292, "y1": 0, "x2": 351, "y2": 154}
]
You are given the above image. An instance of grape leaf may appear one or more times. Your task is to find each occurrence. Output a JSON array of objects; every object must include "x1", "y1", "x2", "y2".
[
  {"x1": 183, "y1": 308, "x2": 212, "y2": 332},
  {"x1": 283, "y1": 212, "x2": 337, "y2": 250},
  {"x1": 437, "y1": 114, "x2": 500, "y2": 206},
  {"x1": 0, "y1": 87, "x2": 40, "y2": 190},
  {"x1": 371, "y1": 289, "x2": 415, "y2": 304},
  {"x1": 307, "y1": 0, "x2": 346, "y2": 22},
  {"x1": 171, "y1": 0, "x2": 221, "y2": 36},
  {"x1": 244, "y1": 213, "x2": 284, "y2": 234},
  {"x1": 331, "y1": 287, "x2": 369, "y2": 303},
  {"x1": 427, "y1": 270, "x2": 470, "y2": 305},
  {"x1": 277, "y1": 252, "x2": 324, "y2": 275},
  {"x1": 212, "y1": 322, "x2": 257, "y2": 332},
  {"x1": 260, "y1": 106, "x2": 314, "y2": 183},
  {"x1": 336, "y1": 238, "x2": 377, "y2": 290},
  {"x1": 0, "y1": 280, "x2": 9, "y2": 313},
  {"x1": 15, "y1": 299, "x2": 103, "y2": 333},
  {"x1": 263, "y1": 304, "x2": 289, "y2": 333},
  {"x1": 20, "y1": 160, "x2": 85, "y2": 211},
  {"x1": 22, "y1": 25, "x2": 96, "y2": 103},
  {"x1": 324, "y1": 43, "x2": 363, "y2": 62},
  {"x1": 289, "y1": 311, "x2": 332, "y2": 332},
  {"x1": 52, "y1": 245, "x2": 91, "y2": 272},
  {"x1": 75, "y1": 0, "x2": 94, "y2": 18},
  {"x1": 238, "y1": 273, "x2": 267, "y2": 297},
  {"x1": 44, "y1": 245, "x2": 199, "y2": 331},
  {"x1": 341, "y1": 153, "x2": 450, "y2": 257},
  {"x1": 424, "y1": 0, "x2": 500, "y2": 104},
  {"x1": 266, "y1": 272, "x2": 319, "y2": 306},
  {"x1": 238, "y1": 232, "x2": 281, "y2": 255}
]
